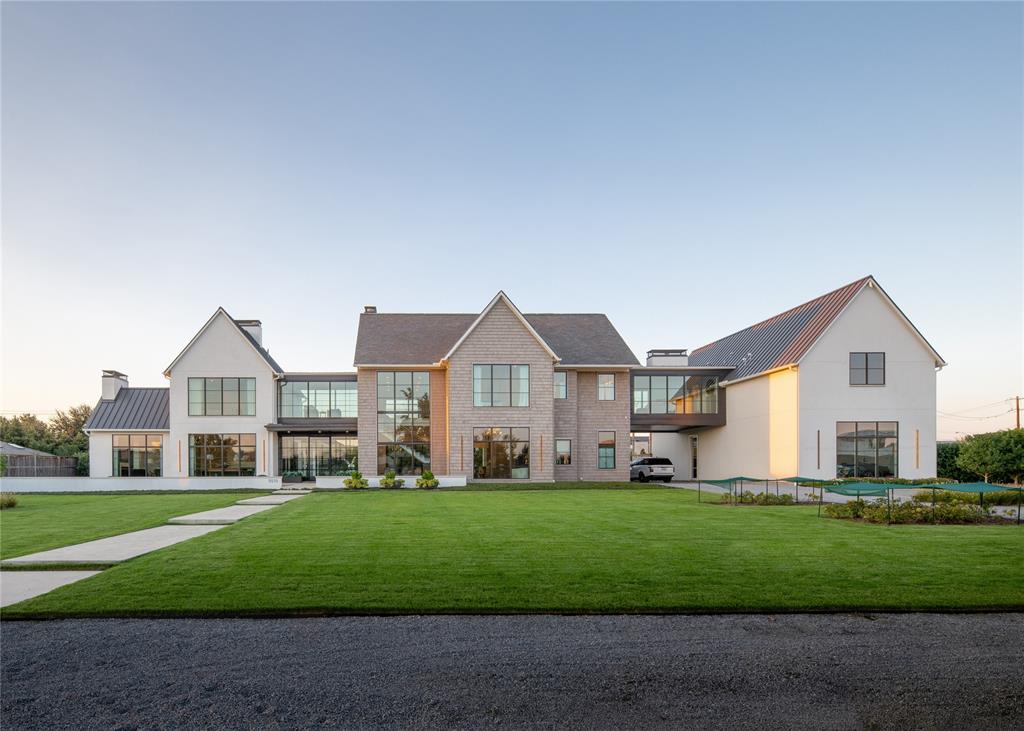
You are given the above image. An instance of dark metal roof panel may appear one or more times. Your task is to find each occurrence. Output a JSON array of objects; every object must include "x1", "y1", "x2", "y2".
[
  {"x1": 689, "y1": 277, "x2": 870, "y2": 382},
  {"x1": 234, "y1": 322, "x2": 284, "y2": 373},
  {"x1": 84, "y1": 388, "x2": 170, "y2": 431}
]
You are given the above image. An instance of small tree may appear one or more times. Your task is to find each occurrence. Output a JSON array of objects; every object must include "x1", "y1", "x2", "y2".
[
  {"x1": 994, "y1": 429, "x2": 1024, "y2": 485},
  {"x1": 937, "y1": 441, "x2": 973, "y2": 482},
  {"x1": 956, "y1": 433, "x2": 1000, "y2": 483}
]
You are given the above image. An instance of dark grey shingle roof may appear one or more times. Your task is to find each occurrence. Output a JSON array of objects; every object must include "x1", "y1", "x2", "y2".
[
  {"x1": 0, "y1": 441, "x2": 57, "y2": 457},
  {"x1": 84, "y1": 388, "x2": 170, "y2": 431},
  {"x1": 353, "y1": 313, "x2": 639, "y2": 366}
]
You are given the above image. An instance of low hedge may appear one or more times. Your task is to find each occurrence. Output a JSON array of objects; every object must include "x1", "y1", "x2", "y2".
[
  {"x1": 824, "y1": 498, "x2": 992, "y2": 524},
  {"x1": 911, "y1": 489, "x2": 1022, "y2": 506},
  {"x1": 719, "y1": 491, "x2": 796, "y2": 506}
]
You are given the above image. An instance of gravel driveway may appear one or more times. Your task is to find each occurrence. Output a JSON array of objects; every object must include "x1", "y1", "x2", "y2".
[{"x1": 3, "y1": 614, "x2": 1022, "y2": 729}]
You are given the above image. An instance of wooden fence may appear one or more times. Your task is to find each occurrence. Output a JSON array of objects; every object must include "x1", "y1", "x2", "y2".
[{"x1": 2, "y1": 454, "x2": 78, "y2": 477}]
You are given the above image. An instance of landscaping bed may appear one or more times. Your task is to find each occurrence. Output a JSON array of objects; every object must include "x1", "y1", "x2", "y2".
[{"x1": 823, "y1": 498, "x2": 1011, "y2": 524}]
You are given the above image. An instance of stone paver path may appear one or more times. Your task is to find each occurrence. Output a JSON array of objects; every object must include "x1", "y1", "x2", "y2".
[
  {"x1": 166, "y1": 504, "x2": 275, "y2": 525},
  {"x1": 1, "y1": 571, "x2": 101, "y2": 607}
]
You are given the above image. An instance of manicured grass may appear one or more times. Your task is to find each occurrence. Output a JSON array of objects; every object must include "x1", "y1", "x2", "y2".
[
  {"x1": 4, "y1": 487, "x2": 1022, "y2": 617},
  {"x1": 0, "y1": 492, "x2": 262, "y2": 559}
]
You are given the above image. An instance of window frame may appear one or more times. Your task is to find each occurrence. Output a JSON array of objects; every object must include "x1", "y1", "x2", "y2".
[
  {"x1": 849, "y1": 352, "x2": 885, "y2": 386},
  {"x1": 555, "y1": 438, "x2": 572, "y2": 465},
  {"x1": 598, "y1": 431, "x2": 616, "y2": 470},
  {"x1": 188, "y1": 377, "x2": 257, "y2": 416},
  {"x1": 187, "y1": 433, "x2": 256, "y2": 477},
  {"x1": 836, "y1": 421, "x2": 898, "y2": 478},
  {"x1": 472, "y1": 426, "x2": 530, "y2": 479},
  {"x1": 473, "y1": 364, "x2": 530, "y2": 408},
  {"x1": 553, "y1": 371, "x2": 567, "y2": 400},
  {"x1": 277, "y1": 380, "x2": 357, "y2": 419},
  {"x1": 112, "y1": 433, "x2": 163, "y2": 477},
  {"x1": 597, "y1": 373, "x2": 616, "y2": 401},
  {"x1": 376, "y1": 371, "x2": 431, "y2": 475}
]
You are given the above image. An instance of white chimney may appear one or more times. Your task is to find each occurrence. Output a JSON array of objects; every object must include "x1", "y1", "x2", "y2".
[
  {"x1": 236, "y1": 319, "x2": 263, "y2": 345},
  {"x1": 364, "y1": 305, "x2": 377, "y2": 314},
  {"x1": 102, "y1": 370, "x2": 129, "y2": 400},
  {"x1": 646, "y1": 349, "x2": 689, "y2": 367}
]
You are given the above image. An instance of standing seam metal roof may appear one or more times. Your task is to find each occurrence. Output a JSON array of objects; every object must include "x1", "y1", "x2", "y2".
[
  {"x1": 688, "y1": 277, "x2": 871, "y2": 382},
  {"x1": 84, "y1": 388, "x2": 170, "y2": 431}
]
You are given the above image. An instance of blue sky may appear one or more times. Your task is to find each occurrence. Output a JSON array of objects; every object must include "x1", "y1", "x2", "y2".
[{"x1": 2, "y1": 2, "x2": 1021, "y2": 437}]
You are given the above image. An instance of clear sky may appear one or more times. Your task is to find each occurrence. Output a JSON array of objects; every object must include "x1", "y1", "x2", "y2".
[{"x1": 2, "y1": 2, "x2": 1021, "y2": 438}]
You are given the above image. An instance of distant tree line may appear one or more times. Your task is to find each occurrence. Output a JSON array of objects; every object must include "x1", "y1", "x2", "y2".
[
  {"x1": 938, "y1": 429, "x2": 1024, "y2": 485},
  {"x1": 0, "y1": 405, "x2": 92, "y2": 476}
]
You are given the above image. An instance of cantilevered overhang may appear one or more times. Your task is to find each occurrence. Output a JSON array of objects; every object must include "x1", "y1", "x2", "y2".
[
  {"x1": 265, "y1": 418, "x2": 357, "y2": 433},
  {"x1": 628, "y1": 366, "x2": 733, "y2": 433}
]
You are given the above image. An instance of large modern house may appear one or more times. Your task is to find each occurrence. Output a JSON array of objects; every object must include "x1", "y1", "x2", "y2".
[{"x1": 83, "y1": 276, "x2": 945, "y2": 486}]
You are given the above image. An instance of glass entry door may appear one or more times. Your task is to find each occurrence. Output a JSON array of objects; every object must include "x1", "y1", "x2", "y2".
[
  {"x1": 309, "y1": 436, "x2": 331, "y2": 478},
  {"x1": 280, "y1": 434, "x2": 358, "y2": 480}
]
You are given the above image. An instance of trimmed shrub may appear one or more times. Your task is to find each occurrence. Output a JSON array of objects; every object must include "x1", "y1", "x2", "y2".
[
  {"x1": 720, "y1": 490, "x2": 795, "y2": 506},
  {"x1": 826, "y1": 497, "x2": 990, "y2": 524},
  {"x1": 380, "y1": 470, "x2": 405, "y2": 489},
  {"x1": 911, "y1": 489, "x2": 1022, "y2": 506},
  {"x1": 416, "y1": 470, "x2": 440, "y2": 489},
  {"x1": 0, "y1": 492, "x2": 17, "y2": 509},
  {"x1": 344, "y1": 471, "x2": 369, "y2": 489}
]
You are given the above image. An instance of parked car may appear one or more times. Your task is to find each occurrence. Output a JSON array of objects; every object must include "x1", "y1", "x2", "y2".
[{"x1": 630, "y1": 457, "x2": 674, "y2": 482}]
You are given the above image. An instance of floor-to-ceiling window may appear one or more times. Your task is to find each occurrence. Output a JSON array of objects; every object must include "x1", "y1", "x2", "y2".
[
  {"x1": 377, "y1": 371, "x2": 431, "y2": 474},
  {"x1": 280, "y1": 434, "x2": 357, "y2": 479},
  {"x1": 473, "y1": 427, "x2": 530, "y2": 479},
  {"x1": 188, "y1": 434, "x2": 256, "y2": 476},
  {"x1": 112, "y1": 434, "x2": 162, "y2": 477},
  {"x1": 632, "y1": 375, "x2": 719, "y2": 415},
  {"x1": 836, "y1": 422, "x2": 898, "y2": 478}
]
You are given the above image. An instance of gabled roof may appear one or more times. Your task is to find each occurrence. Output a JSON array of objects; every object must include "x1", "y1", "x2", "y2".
[
  {"x1": 84, "y1": 388, "x2": 170, "y2": 431},
  {"x1": 442, "y1": 292, "x2": 560, "y2": 363},
  {"x1": 689, "y1": 276, "x2": 945, "y2": 384},
  {"x1": 163, "y1": 308, "x2": 283, "y2": 376},
  {"x1": 353, "y1": 294, "x2": 640, "y2": 367}
]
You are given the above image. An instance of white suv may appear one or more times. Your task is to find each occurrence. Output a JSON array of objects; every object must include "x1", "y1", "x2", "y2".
[{"x1": 630, "y1": 457, "x2": 675, "y2": 483}]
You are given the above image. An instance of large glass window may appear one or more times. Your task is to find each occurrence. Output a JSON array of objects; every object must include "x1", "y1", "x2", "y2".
[
  {"x1": 377, "y1": 371, "x2": 431, "y2": 474},
  {"x1": 188, "y1": 433, "x2": 256, "y2": 476},
  {"x1": 553, "y1": 371, "x2": 567, "y2": 399},
  {"x1": 555, "y1": 439, "x2": 571, "y2": 465},
  {"x1": 632, "y1": 375, "x2": 718, "y2": 414},
  {"x1": 836, "y1": 422, "x2": 898, "y2": 478},
  {"x1": 473, "y1": 427, "x2": 530, "y2": 479},
  {"x1": 598, "y1": 374, "x2": 616, "y2": 401},
  {"x1": 280, "y1": 434, "x2": 357, "y2": 478},
  {"x1": 188, "y1": 378, "x2": 256, "y2": 416},
  {"x1": 850, "y1": 352, "x2": 885, "y2": 385},
  {"x1": 278, "y1": 381, "x2": 357, "y2": 418},
  {"x1": 598, "y1": 431, "x2": 616, "y2": 469},
  {"x1": 112, "y1": 433, "x2": 162, "y2": 477},
  {"x1": 473, "y1": 364, "x2": 530, "y2": 407}
]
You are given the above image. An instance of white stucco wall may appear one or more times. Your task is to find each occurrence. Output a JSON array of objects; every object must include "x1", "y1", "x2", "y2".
[
  {"x1": 87, "y1": 431, "x2": 114, "y2": 477},
  {"x1": 797, "y1": 283, "x2": 939, "y2": 479},
  {"x1": 166, "y1": 312, "x2": 279, "y2": 477},
  {"x1": 695, "y1": 368, "x2": 799, "y2": 480},
  {"x1": 650, "y1": 432, "x2": 691, "y2": 477}
]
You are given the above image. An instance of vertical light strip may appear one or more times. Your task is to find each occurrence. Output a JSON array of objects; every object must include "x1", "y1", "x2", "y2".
[
  {"x1": 177, "y1": 440, "x2": 182, "y2": 474},
  {"x1": 263, "y1": 439, "x2": 267, "y2": 474},
  {"x1": 816, "y1": 430, "x2": 820, "y2": 470},
  {"x1": 915, "y1": 430, "x2": 920, "y2": 470},
  {"x1": 540, "y1": 434, "x2": 544, "y2": 473},
  {"x1": 460, "y1": 434, "x2": 464, "y2": 472}
]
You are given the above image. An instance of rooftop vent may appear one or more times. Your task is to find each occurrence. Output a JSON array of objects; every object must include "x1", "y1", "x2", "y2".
[{"x1": 364, "y1": 305, "x2": 377, "y2": 314}]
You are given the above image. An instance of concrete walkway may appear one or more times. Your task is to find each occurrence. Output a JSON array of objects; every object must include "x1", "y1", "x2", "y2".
[
  {"x1": 1, "y1": 525, "x2": 228, "y2": 566},
  {"x1": 235, "y1": 494, "x2": 304, "y2": 506},
  {"x1": 167, "y1": 504, "x2": 275, "y2": 525},
  {"x1": 0, "y1": 571, "x2": 101, "y2": 607}
]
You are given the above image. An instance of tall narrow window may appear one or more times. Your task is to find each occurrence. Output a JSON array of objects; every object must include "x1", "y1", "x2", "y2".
[
  {"x1": 553, "y1": 371, "x2": 567, "y2": 399},
  {"x1": 376, "y1": 371, "x2": 430, "y2": 474},
  {"x1": 598, "y1": 431, "x2": 616, "y2": 469},
  {"x1": 598, "y1": 374, "x2": 615, "y2": 401},
  {"x1": 555, "y1": 439, "x2": 572, "y2": 465},
  {"x1": 849, "y1": 352, "x2": 885, "y2": 385}
]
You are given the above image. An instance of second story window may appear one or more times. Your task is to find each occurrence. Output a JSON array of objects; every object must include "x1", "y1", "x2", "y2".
[
  {"x1": 553, "y1": 372, "x2": 567, "y2": 399},
  {"x1": 474, "y1": 365, "x2": 529, "y2": 407},
  {"x1": 188, "y1": 377, "x2": 255, "y2": 416},
  {"x1": 597, "y1": 373, "x2": 616, "y2": 401},
  {"x1": 850, "y1": 352, "x2": 885, "y2": 385},
  {"x1": 279, "y1": 381, "x2": 357, "y2": 418}
]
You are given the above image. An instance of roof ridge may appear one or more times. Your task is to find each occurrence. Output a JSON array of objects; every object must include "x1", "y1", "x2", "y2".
[{"x1": 691, "y1": 276, "x2": 871, "y2": 355}]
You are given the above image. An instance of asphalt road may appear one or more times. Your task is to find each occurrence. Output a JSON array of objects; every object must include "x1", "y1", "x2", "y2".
[{"x1": 2, "y1": 614, "x2": 1022, "y2": 730}]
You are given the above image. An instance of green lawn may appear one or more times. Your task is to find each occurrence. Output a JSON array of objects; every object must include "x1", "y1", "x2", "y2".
[
  {"x1": 3, "y1": 487, "x2": 1022, "y2": 617},
  {"x1": 0, "y1": 492, "x2": 261, "y2": 559}
]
